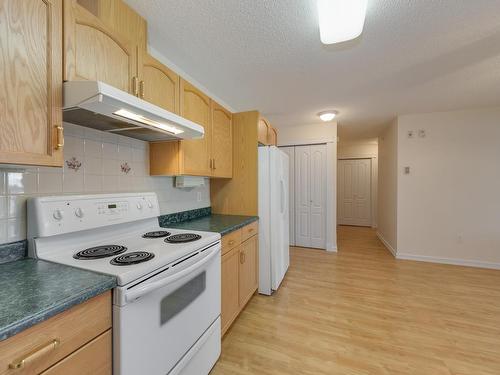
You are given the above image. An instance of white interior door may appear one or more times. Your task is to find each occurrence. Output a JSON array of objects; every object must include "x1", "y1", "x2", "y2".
[
  {"x1": 280, "y1": 147, "x2": 295, "y2": 246},
  {"x1": 294, "y1": 145, "x2": 327, "y2": 249},
  {"x1": 338, "y1": 159, "x2": 372, "y2": 226},
  {"x1": 310, "y1": 145, "x2": 327, "y2": 248}
]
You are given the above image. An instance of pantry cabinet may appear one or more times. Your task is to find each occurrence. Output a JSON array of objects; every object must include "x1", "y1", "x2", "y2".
[
  {"x1": 64, "y1": 0, "x2": 137, "y2": 94},
  {"x1": 150, "y1": 80, "x2": 233, "y2": 177},
  {"x1": 220, "y1": 222, "x2": 259, "y2": 336},
  {"x1": 0, "y1": 0, "x2": 64, "y2": 167}
]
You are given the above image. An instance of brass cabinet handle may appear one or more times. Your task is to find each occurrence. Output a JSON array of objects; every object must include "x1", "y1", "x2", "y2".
[
  {"x1": 213, "y1": 158, "x2": 216, "y2": 170},
  {"x1": 209, "y1": 159, "x2": 213, "y2": 169},
  {"x1": 55, "y1": 125, "x2": 64, "y2": 150},
  {"x1": 132, "y1": 76, "x2": 139, "y2": 96},
  {"x1": 139, "y1": 80, "x2": 145, "y2": 99},
  {"x1": 228, "y1": 240, "x2": 235, "y2": 246},
  {"x1": 9, "y1": 339, "x2": 60, "y2": 369},
  {"x1": 240, "y1": 252, "x2": 246, "y2": 264}
]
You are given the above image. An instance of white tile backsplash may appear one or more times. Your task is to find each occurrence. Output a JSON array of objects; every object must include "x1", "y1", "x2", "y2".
[{"x1": 0, "y1": 122, "x2": 210, "y2": 245}]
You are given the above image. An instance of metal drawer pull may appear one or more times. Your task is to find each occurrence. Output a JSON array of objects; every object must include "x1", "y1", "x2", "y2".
[
  {"x1": 240, "y1": 252, "x2": 246, "y2": 264},
  {"x1": 9, "y1": 338, "x2": 60, "y2": 369},
  {"x1": 55, "y1": 125, "x2": 64, "y2": 150}
]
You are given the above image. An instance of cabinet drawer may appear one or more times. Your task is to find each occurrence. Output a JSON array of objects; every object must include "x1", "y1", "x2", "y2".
[
  {"x1": 222, "y1": 229, "x2": 241, "y2": 255},
  {"x1": 241, "y1": 221, "x2": 258, "y2": 242},
  {"x1": 0, "y1": 292, "x2": 111, "y2": 375},
  {"x1": 41, "y1": 330, "x2": 112, "y2": 375}
]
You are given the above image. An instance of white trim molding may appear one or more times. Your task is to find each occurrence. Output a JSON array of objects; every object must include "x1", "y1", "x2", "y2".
[
  {"x1": 376, "y1": 232, "x2": 397, "y2": 257},
  {"x1": 396, "y1": 253, "x2": 500, "y2": 270}
]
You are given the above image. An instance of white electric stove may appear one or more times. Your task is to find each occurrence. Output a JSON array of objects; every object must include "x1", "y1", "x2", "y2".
[{"x1": 27, "y1": 192, "x2": 221, "y2": 375}]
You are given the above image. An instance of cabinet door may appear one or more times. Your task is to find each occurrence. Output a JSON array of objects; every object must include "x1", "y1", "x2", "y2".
[
  {"x1": 258, "y1": 118, "x2": 270, "y2": 145},
  {"x1": 140, "y1": 53, "x2": 180, "y2": 113},
  {"x1": 0, "y1": 0, "x2": 63, "y2": 167},
  {"x1": 64, "y1": 0, "x2": 137, "y2": 94},
  {"x1": 239, "y1": 235, "x2": 259, "y2": 307},
  {"x1": 221, "y1": 248, "x2": 240, "y2": 335},
  {"x1": 268, "y1": 127, "x2": 278, "y2": 146},
  {"x1": 179, "y1": 79, "x2": 211, "y2": 176},
  {"x1": 211, "y1": 101, "x2": 232, "y2": 178}
]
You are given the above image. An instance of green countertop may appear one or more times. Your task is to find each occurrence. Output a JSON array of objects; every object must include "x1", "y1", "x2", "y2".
[
  {"x1": 168, "y1": 214, "x2": 258, "y2": 236},
  {"x1": 0, "y1": 259, "x2": 116, "y2": 341}
]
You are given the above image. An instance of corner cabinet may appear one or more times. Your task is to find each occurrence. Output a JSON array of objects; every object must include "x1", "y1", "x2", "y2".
[
  {"x1": 150, "y1": 79, "x2": 233, "y2": 178},
  {"x1": 0, "y1": 0, "x2": 64, "y2": 167},
  {"x1": 220, "y1": 222, "x2": 259, "y2": 336}
]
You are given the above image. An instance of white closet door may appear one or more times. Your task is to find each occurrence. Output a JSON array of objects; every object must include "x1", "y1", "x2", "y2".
[
  {"x1": 295, "y1": 146, "x2": 311, "y2": 247},
  {"x1": 309, "y1": 145, "x2": 327, "y2": 248},
  {"x1": 338, "y1": 159, "x2": 372, "y2": 226},
  {"x1": 280, "y1": 146, "x2": 295, "y2": 246},
  {"x1": 294, "y1": 144, "x2": 327, "y2": 249}
]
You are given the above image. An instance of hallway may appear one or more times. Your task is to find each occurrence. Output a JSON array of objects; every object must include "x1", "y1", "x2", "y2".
[{"x1": 211, "y1": 226, "x2": 500, "y2": 375}]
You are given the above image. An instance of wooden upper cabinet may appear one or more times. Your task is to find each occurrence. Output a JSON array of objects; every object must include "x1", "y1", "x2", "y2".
[
  {"x1": 64, "y1": 0, "x2": 137, "y2": 94},
  {"x1": 211, "y1": 101, "x2": 233, "y2": 178},
  {"x1": 258, "y1": 117, "x2": 278, "y2": 146},
  {"x1": 139, "y1": 53, "x2": 180, "y2": 113},
  {"x1": 0, "y1": 0, "x2": 64, "y2": 167},
  {"x1": 258, "y1": 118, "x2": 270, "y2": 145},
  {"x1": 179, "y1": 79, "x2": 212, "y2": 176},
  {"x1": 268, "y1": 126, "x2": 278, "y2": 146}
]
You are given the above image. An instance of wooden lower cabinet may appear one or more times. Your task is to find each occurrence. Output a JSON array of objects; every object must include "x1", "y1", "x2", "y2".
[
  {"x1": 220, "y1": 222, "x2": 259, "y2": 336},
  {"x1": 238, "y1": 235, "x2": 259, "y2": 307},
  {"x1": 41, "y1": 330, "x2": 111, "y2": 375},
  {"x1": 221, "y1": 248, "x2": 240, "y2": 335},
  {"x1": 0, "y1": 292, "x2": 111, "y2": 375}
]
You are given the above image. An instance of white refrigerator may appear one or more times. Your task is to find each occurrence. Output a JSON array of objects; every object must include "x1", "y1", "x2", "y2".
[{"x1": 258, "y1": 146, "x2": 290, "y2": 295}]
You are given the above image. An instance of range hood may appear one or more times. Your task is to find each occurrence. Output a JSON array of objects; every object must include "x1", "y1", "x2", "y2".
[{"x1": 63, "y1": 81, "x2": 204, "y2": 141}]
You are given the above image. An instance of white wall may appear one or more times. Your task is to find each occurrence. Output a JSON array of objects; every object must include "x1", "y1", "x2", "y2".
[
  {"x1": 337, "y1": 139, "x2": 378, "y2": 228},
  {"x1": 0, "y1": 123, "x2": 210, "y2": 245},
  {"x1": 377, "y1": 119, "x2": 398, "y2": 254},
  {"x1": 277, "y1": 122, "x2": 337, "y2": 146},
  {"x1": 396, "y1": 108, "x2": 500, "y2": 268},
  {"x1": 276, "y1": 123, "x2": 337, "y2": 251}
]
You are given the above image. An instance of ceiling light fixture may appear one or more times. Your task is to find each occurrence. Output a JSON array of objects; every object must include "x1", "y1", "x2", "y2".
[
  {"x1": 317, "y1": 0, "x2": 368, "y2": 44},
  {"x1": 318, "y1": 110, "x2": 338, "y2": 122}
]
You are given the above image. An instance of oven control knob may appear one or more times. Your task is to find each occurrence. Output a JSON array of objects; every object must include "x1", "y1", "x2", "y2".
[
  {"x1": 146, "y1": 200, "x2": 153, "y2": 209},
  {"x1": 53, "y1": 209, "x2": 63, "y2": 221},
  {"x1": 137, "y1": 202, "x2": 143, "y2": 210},
  {"x1": 74, "y1": 207, "x2": 84, "y2": 218}
]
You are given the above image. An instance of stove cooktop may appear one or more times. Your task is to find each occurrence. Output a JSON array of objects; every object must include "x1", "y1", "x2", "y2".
[{"x1": 34, "y1": 225, "x2": 221, "y2": 286}]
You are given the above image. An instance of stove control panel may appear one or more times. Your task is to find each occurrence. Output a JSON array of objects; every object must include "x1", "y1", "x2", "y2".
[{"x1": 28, "y1": 192, "x2": 160, "y2": 238}]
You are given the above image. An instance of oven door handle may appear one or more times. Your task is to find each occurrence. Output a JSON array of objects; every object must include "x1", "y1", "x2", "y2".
[{"x1": 125, "y1": 246, "x2": 220, "y2": 303}]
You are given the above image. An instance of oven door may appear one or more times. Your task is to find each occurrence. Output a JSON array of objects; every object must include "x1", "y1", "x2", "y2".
[{"x1": 113, "y1": 242, "x2": 221, "y2": 375}]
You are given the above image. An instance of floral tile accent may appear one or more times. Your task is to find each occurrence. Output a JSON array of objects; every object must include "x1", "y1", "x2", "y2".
[
  {"x1": 120, "y1": 162, "x2": 131, "y2": 174},
  {"x1": 65, "y1": 157, "x2": 82, "y2": 172}
]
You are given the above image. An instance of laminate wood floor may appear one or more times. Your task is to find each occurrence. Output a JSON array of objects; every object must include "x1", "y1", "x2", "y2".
[{"x1": 211, "y1": 226, "x2": 500, "y2": 375}]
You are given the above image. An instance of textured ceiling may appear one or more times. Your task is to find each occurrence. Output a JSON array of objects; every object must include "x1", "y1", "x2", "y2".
[{"x1": 125, "y1": 0, "x2": 500, "y2": 139}]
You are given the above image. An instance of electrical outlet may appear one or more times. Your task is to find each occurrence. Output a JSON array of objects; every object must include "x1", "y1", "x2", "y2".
[
  {"x1": 407, "y1": 130, "x2": 415, "y2": 139},
  {"x1": 418, "y1": 129, "x2": 426, "y2": 138},
  {"x1": 404, "y1": 166, "x2": 410, "y2": 175},
  {"x1": 197, "y1": 192, "x2": 202, "y2": 202}
]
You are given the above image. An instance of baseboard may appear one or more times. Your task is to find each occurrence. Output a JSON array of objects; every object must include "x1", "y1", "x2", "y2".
[
  {"x1": 396, "y1": 253, "x2": 500, "y2": 270},
  {"x1": 376, "y1": 232, "x2": 397, "y2": 257},
  {"x1": 326, "y1": 245, "x2": 337, "y2": 253}
]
